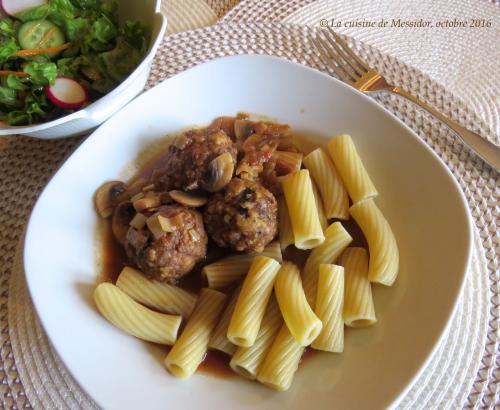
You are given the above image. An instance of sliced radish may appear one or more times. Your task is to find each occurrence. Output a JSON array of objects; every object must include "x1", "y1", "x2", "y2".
[
  {"x1": 46, "y1": 77, "x2": 88, "y2": 110},
  {"x1": 2, "y1": 0, "x2": 47, "y2": 16}
]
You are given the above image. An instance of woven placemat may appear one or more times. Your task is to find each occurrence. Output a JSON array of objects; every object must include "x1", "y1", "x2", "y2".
[{"x1": 1, "y1": 5, "x2": 499, "y2": 410}]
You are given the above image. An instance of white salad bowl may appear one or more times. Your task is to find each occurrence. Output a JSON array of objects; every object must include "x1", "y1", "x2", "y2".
[
  {"x1": 0, "y1": 0, "x2": 166, "y2": 139},
  {"x1": 23, "y1": 54, "x2": 473, "y2": 409}
]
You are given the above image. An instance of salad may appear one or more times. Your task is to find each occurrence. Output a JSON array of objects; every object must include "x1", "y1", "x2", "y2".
[{"x1": 0, "y1": 0, "x2": 150, "y2": 126}]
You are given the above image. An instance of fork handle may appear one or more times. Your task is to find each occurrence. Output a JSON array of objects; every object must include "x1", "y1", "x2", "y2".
[{"x1": 391, "y1": 87, "x2": 500, "y2": 171}]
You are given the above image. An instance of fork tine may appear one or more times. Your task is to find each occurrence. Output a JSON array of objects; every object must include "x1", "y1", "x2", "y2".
[
  {"x1": 320, "y1": 29, "x2": 364, "y2": 78},
  {"x1": 311, "y1": 36, "x2": 354, "y2": 85},
  {"x1": 328, "y1": 28, "x2": 370, "y2": 73},
  {"x1": 316, "y1": 30, "x2": 360, "y2": 81}
]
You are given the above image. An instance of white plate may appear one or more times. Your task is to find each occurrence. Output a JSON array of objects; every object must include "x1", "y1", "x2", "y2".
[{"x1": 24, "y1": 54, "x2": 473, "y2": 410}]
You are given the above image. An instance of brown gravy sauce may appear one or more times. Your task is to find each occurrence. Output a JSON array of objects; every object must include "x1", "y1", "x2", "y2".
[
  {"x1": 199, "y1": 350, "x2": 235, "y2": 379},
  {"x1": 99, "y1": 132, "x2": 368, "y2": 378}
]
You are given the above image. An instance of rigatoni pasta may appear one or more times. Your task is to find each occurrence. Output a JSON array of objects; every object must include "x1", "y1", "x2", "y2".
[
  {"x1": 311, "y1": 181, "x2": 328, "y2": 231},
  {"x1": 230, "y1": 295, "x2": 283, "y2": 380},
  {"x1": 349, "y1": 198, "x2": 399, "y2": 286},
  {"x1": 257, "y1": 324, "x2": 305, "y2": 391},
  {"x1": 278, "y1": 197, "x2": 295, "y2": 250},
  {"x1": 208, "y1": 286, "x2": 242, "y2": 356},
  {"x1": 94, "y1": 283, "x2": 182, "y2": 345},
  {"x1": 327, "y1": 134, "x2": 378, "y2": 203},
  {"x1": 312, "y1": 264, "x2": 345, "y2": 352},
  {"x1": 281, "y1": 169, "x2": 325, "y2": 249},
  {"x1": 164, "y1": 288, "x2": 227, "y2": 379},
  {"x1": 202, "y1": 241, "x2": 282, "y2": 289},
  {"x1": 340, "y1": 248, "x2": 377, "y2": 327},
  {"x1": 116, "y1": 266, "x2": 197, "y2": 318},
  {"x1": 302, "y1": 222, "x2": 352, "y2": 308},
  {"x1": 227, "y1": 256, "x2": 281, "y2": 347},
  {"x1": 303, "y1": 147, "x2": 349, "y2": 220},
  {"x1": 274, "y1": 262, "x2": 322, "y2": 346}
]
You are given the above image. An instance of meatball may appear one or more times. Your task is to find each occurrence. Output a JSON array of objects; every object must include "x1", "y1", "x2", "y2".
[
  {"x1": 158, "y1": 128, "x2": 237, "y2": 192},
  {"x1": 124, "y1": 205, "x2": 207, "y2": 283},
  {"x1": 204, "y1": 178, "x2": 278, "y2": 253}
]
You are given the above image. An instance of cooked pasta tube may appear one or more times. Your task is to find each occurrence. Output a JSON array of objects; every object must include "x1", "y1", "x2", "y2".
[
  {"x1": 116, "y1": 266, "x2": 197, "y2": 318},
  {"x1": 327, "y1": 134, "x2": 378, "y2": 203},
  {"x1": 230, "y1": 295, "x2": 283, "y2": 380},
  {"x1": 227, "y1": 256, "x2": 281, "y2": 347},
  {"x1": 274, "y1": 262, "x2": 322, "y2": 346},
  {"x1": 340, "y1": 248, "x2": 376, "y2": 327},
  {"x1": 311, "y1": 181, "x2": 328, "y2": 231},
  {"x1": 303, "y1": 147, "x2": 349, "y2": 219},
  {"x1": 312, "y1": 264, "x2": 345, "y2": 352},
  {"x1": 94, "y1": 283, "x2": 181, "y2": 345},
  {"x1": 278, "y1": 197, "x2": 294, "y2": 250},
  {"x1": 349, "y1": 198, "x2": 399, "y2": 286},
  {"x1": 256, "y1": 324, "x2": 305, "y2": 391},
  {"x1": 302, "y1": 222, "x2": 352, "y2": 308},
  {"x1": 208, "y1": 286, "x2": 242, "y2": 356},
  {"x1": 282, "y1": 169, "x2": 325, "y2": 249},
  {"x1": 164, "y1": 288, "x2": 227, "y2": 379},
  {"x1": 202, "y1": 241, "x2": 282, "y2": 289}
]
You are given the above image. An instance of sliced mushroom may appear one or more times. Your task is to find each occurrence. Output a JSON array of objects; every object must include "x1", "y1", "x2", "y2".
[
  {"x1": 94, "y1": 181, "x2": 126, "y2": 218},
  {"x1": 202, "y1": 152, "x2": 235, "y2": 192},
  {"x1": 169, "y1": 190, "x2": 208, "y2": 207},
  {"x1": 234, "y1": 119, "x2": 256, "y2": 140},
  {"x1": 112, "y1": 201, "x2": 135, "y2": 245}
]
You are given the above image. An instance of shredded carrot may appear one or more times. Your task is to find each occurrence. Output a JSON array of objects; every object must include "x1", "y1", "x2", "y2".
[
  {"x1": 14, "y1": 42, "x2": 72, "y2": 57},
  {"x1": 0, "y1": 70, "x2": 29, "y2": 78}
]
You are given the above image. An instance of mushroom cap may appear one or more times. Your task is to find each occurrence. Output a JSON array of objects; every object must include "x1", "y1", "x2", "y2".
[
  {"x1": 112, "y1": 201, "x2": 135, "y2": 245},
  {"x1": 94, "y1": 181, "x2": 126, "y2": 218},
  {"x1": 169, "y1": 190, "x2": 208, "y2": 207},
  {"x1": 201, "y1": 152, "x2": 235, "y2": 192}
]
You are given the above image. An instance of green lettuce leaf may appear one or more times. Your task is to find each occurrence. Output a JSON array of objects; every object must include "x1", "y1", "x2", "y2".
[
  {"x1": 6, "y1": 75, "x2": 29, "y2": 91},
  {"x1": 98, "y1": 37, "x2": 142, "y2": 82},
  {"x1": 0, "y1": 37, "x2": 20, "y2": 65},
  {"x1": 123, "y1": 21, "x2": 150, "y2": 52},
  {"x1": 0, "y1": 18, "x2": 19, "y2": 37},
  {"x1": 70, "y1": 0, "x2": 100, "y2": 10},
  {"x1": 0, "y1": 86, "x2": 20, "y2": 107},
  {"x1": 23, "y1": 62, "x2": 58, "y2": 85}
]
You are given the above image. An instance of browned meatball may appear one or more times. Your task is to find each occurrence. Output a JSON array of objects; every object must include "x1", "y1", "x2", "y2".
[
  {"x1": 203, "y1": 178, "x2": 278, "y2": 253},
  {"x1": 124, "y1": 205, "x2": 207, "y2": 283},
  {"x1": 158, "y1": 128, "x2": 237, "y2": 192}
]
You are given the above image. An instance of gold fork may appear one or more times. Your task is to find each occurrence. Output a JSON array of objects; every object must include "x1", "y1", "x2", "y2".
[{"x1": 312, "y1": 27, "x2": 500, "y2": 171}]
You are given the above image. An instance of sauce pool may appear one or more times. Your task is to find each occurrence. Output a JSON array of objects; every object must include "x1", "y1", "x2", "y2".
[{"x1": 199, "y1": 350, "x2": 236, "y2": 379}]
